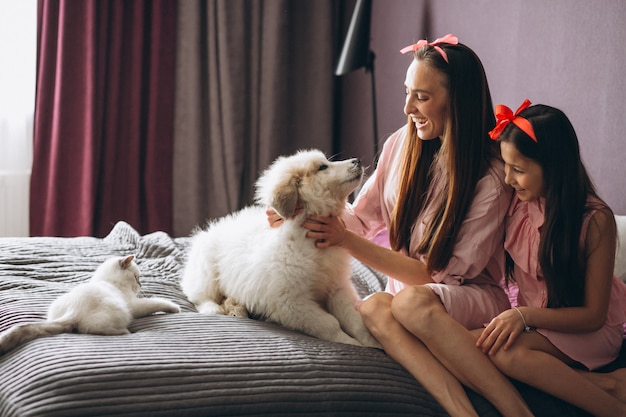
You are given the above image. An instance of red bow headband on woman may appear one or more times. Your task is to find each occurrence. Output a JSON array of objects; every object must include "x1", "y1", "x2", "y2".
[
  {"x1": 400, "y1": 33, "x2": 459, "y2": 63},
  {"x1": 488, "y1": 99, "x2": 537, "y2": 142}
]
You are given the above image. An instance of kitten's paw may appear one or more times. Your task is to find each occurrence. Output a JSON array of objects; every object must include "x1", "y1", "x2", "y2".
[{"x1": 139, "y1": 298, "x2": 181, "y2": 315}]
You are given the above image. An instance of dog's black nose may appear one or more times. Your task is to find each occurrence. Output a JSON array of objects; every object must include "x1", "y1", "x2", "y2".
[{"x1": 351, "y1": 158, "x2": 361, "y2": 168}]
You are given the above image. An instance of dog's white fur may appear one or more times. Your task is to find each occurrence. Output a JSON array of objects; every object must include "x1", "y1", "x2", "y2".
[{"x1": 181, "y1": 149, "x2": 380, "y2": 347}]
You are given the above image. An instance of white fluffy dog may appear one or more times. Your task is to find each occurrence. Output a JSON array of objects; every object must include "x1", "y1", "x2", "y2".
[{"x1": 181, "y1": 149, "x2": 380, "y2": 348}]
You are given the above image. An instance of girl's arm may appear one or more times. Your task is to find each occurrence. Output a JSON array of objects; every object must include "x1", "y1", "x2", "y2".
[
  {"x1": 303, "y1": 214, "x2": 434, "y2": 285},
  {"x1": 478, "y1": 208, "x2": 616, "y2": 354}
]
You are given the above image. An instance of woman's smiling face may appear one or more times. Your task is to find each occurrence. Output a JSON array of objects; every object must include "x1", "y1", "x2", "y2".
[{"x1": 403, "y1": 59, "x2": 449, "y2": 140}]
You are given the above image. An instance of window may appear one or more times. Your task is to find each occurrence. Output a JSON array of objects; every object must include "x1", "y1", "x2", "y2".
[{"x1": 0, "y1": 1, "x2": 36, "y2": 236}]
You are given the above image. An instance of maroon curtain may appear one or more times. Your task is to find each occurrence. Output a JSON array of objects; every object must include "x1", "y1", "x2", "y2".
[{"x1": 31, "y1": 0, "x2": 176, "y2": 237}]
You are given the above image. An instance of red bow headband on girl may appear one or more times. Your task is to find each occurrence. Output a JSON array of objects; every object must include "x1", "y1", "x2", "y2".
[
  {"x1": 488, "y1": 99, "x2": 537, "y2": 142},
  {"x1": 400, "y1": 33, "x2": 459, "y2": 63}
]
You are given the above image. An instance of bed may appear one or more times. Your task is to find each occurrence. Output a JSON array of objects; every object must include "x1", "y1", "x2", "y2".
[{"x1": 1, "y1": 219, "x2": 625, "y2": 417}]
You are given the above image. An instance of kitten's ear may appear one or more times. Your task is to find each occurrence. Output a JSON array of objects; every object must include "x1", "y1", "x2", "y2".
[{"x1": 119, "y1": 255, "x2": 135, "y2": 270}]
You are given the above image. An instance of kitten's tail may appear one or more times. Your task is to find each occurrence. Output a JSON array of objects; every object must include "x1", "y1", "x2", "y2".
[{"x1": 0, "y1": 320, "x2": 73, "y2": 355}]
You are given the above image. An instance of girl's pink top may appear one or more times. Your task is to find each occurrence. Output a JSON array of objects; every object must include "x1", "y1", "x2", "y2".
[
  {"x1": 505, "y1": 194, "x2": 626, "y2": 369},
  {"x1": 342, "y1": 125, "x2": 512, "y2": 293}
]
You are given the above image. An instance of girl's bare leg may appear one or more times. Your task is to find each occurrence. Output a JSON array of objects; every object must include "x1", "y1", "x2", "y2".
[
  {"x1": 576, "y1": 368, "x2": 626, "y2": 403},
  {"x1": 360, "y1": 290, "x2": 533, "y2": 417},
  {"x1": 489, "y1": 332, "x2": 626, "y2": 417}
]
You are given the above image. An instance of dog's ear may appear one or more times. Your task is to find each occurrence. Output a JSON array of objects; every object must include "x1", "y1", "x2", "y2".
[{"x1": 270, "y1": 175, "x2": 300, "y2": 218}]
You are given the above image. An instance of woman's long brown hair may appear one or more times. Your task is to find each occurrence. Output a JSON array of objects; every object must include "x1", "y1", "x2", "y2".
[{"x1": 389, "y1": 43, "x2": 497, "y2": 273}]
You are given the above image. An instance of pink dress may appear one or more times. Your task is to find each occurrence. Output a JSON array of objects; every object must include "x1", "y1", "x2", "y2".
[
  {"x1": 342, "y1": 126, "x2": 512, "y2": 329},
  {"x1": 505, "y1": 195, "x2": 626, "y2": 370}
]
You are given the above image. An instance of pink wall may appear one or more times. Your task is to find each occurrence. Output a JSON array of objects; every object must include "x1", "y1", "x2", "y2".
[{"x1": 339, "y1": 0, "x2": 626, "y2": 214}]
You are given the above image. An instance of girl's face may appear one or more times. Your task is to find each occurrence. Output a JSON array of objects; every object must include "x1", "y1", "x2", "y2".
[
  {"x1": 404, "y1": 59, "x2": 449, "y2": 140},
  {"x1": 500, "y1": 140, "x2": 545, "y2": 201}
]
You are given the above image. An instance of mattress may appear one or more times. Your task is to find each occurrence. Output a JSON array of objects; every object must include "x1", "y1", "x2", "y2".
[{"x1": 0, "y1": 221, "x2": 596, "y2": 416}]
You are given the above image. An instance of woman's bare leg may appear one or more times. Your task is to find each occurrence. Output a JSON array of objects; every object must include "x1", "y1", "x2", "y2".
[
  {"x1": 489, "y1": 332, "x2": 626, "y2": 417},
  {"x1": 388, "y1": 286, "x2": 534, "y2": 417},
  {"x1": 360, "y1": 292, "x2": 481, "y2": 417},
  {"x1": 360, "y1": 290, "x2": 533, "y2": 417}
]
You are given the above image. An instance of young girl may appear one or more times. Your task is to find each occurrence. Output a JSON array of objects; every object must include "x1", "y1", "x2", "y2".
[
  {"x1": 300, "y1": 36, "x2": 535, "y2": 417},
  {"x1": 478, "y1": 100, "x2": 626, "y2": 417}
]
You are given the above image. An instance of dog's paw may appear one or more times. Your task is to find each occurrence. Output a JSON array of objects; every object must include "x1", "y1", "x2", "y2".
[
  {"x1": 196, "y1": 300, "x2": 226, "y2": 315},
  {"x1": 222, "y1": 298, "x2": 248, "y2": 318}
]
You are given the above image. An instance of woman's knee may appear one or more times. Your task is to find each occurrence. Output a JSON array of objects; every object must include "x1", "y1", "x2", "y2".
[
  {"x1": 359, "y1": 292, "x2": 393, "y2": 331},
  {"x1": 391, "y1": 285, "x2": 442, "y2": 325}
]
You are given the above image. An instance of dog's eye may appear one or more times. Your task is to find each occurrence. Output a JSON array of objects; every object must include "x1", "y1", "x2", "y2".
[{"x1": 318, "y1": 164, "x2": 328, "y2": 171}]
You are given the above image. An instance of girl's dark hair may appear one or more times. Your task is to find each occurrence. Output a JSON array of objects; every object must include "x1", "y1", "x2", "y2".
[
  {"x1": 500, "y1": 105, "x2": 604, "y2": 307},
  {"x1": 389, "y1": 42, "x2": 498, "y2": 273}
]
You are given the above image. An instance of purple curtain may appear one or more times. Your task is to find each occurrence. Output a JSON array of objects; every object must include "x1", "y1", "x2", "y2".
[{"x1": 32, "y1": 0, "x2": 176, "y2": 237}]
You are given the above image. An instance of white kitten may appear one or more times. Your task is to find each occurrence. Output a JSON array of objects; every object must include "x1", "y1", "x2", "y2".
[{"x1": 0, "y1": 255, "x2": 180, "y2": 354}]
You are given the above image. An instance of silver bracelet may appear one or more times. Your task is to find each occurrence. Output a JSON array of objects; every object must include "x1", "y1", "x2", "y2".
[{"x1": 513, "y1": 307, "x2": 532, "y2": 332}]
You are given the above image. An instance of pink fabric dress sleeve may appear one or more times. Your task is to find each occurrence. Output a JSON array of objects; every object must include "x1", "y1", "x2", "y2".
[
  {"x1": 504, "y1": 195, "x2": 545, "y2": 307},
  {"x1": 426, "y1": 160, "x2": 513, "y2": 286},
  {"x1": 341, "y1": 125, "x2": 511, "y2": 298}
]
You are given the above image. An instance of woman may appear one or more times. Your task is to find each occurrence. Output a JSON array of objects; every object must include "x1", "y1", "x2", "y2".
[
  {"x1": 477, "y1": 100, "x2": 626, "y2": 417},
  {"x1": 301, "y1": 35, "x2": 533, "y2": 417}
]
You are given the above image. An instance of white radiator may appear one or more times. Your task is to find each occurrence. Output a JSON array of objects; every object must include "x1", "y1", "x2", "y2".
[
  {"x1": 0, "y1": 115, "x2": 34, "y2": 238},
  {"x1": 0, "y1": 112, "x2": 34, "y2": 238},
  {"x1": 0, "y1": 170, "x2": 30, "y2": 237}
]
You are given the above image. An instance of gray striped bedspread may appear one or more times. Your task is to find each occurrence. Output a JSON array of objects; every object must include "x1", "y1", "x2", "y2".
[{"x1": 0, "y1": 222, "x2": 596, "y2": 416}]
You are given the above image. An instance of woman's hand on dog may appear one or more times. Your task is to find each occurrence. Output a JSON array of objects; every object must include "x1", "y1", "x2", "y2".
[
  {"x1": 266, "y1": 206, "x2": 347, "y2": 249},
  {"x1": 266, "y1": 208, "x2": 285, "y2": 228},
  {"x1": 303, "y1": 215, "x2": 347, "y2": 248},
  {"x1": 266, "y1": 204, "x2": 304, "y2": 228}
]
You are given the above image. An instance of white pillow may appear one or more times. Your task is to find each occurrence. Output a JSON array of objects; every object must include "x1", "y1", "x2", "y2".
[{"x1": 615, "y1": 215, "x2": 626, "y2": 282}]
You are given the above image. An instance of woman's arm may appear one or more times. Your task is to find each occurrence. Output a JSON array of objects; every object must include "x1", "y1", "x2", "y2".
[{"x1": 303, "y1": 214, "x2": 433, "y2": 285}]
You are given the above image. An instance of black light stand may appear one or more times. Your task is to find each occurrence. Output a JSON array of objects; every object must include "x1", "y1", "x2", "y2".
[{"x1": 335, "y1": 0, "x2": 378, "y2": 158}]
